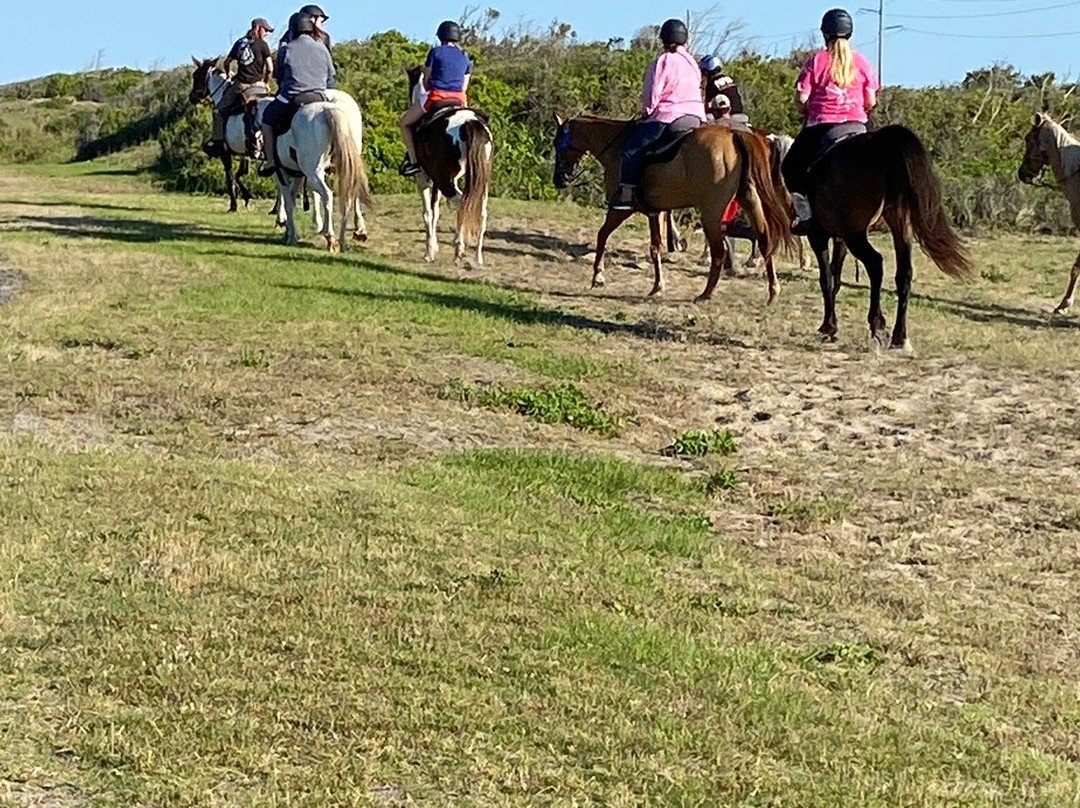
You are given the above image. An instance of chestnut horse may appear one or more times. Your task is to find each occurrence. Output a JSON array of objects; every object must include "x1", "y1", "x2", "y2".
[
  {"x1": 552, "y1": 115, "x2": 794, "y2": 302},
  {"x1": 802, "y1": 124, "x2": 973, "y2": 348},
  {"x1": 1018, "y1": 112, "x2": 1080, "y2": 313}
]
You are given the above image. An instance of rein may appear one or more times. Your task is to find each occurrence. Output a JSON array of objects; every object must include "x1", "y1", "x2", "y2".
[
  {"x1": 207, "y1": 73, "x2": 230, "y2": 106},
  {"x1": 558, "y1": 119, "x2": 635, "y2": 187}
]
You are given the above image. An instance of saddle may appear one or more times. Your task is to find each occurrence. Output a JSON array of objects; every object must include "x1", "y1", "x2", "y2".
[
  {"x1": 414, "y1": 102, "x2": 488, "y2": 136},
  {"x1": 639, "y1": 127, "x2": 698, "y2": 167},
  {"x1": 806, "y1": 123, "x2": 868, "y2": 180}
]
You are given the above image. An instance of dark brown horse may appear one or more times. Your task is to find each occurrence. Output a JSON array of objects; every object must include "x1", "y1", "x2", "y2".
[
  {"x1": 802, "y1": 124, "x2": 973, "y2": 349},
  {"x1": 553, "y1": 115, "x2": 795, "y2": 302}
]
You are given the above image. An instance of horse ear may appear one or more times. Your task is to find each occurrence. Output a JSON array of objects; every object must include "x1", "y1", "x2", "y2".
[
  {"x1": 553, "y1": 113, "x2": 564, "y2": 126},
  {"x1": 192, "y1": 55, "x2": 201, "y2": 67}
]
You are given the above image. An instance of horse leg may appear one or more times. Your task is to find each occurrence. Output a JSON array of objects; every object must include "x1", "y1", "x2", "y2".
[
  {"x1": 696, "y1": 215, "x2": 730, "y2": 303},
  {"x1": 886, "y1": 215, "x2": 914, "y2": 351},
  {"x1": 222, "y1": 154, "x2": 238, "y2": 213},
  {"x1": 352, "y1": 199, "x2": 368, "y2": 242},
  {"x1": 647, "y1": 214, "x2": 665, "y2": 297},
  {"x1": 1054, "y1": 250, "x2": 1080, "y2": 313},
  {"x1": 237, "y1": 158, "x2": 252, "y2": 208},
  {"x1": 591, "y1": 210, "x2": 633, "y2": 289},
  {"x1": 810, "y1": 228, "x2": 837, "y2": 339},
  {"x1": 419, "y1": 178, "x2": 440, "y2": 262},
  {"x1": 307, "y1": 170, "x2": 337, "y2": 252},
  {"x1": 844, "y1": 231, "x2": 888, "y2": 346},
  {"x1": 798, "y1": 237, "x2": 812, "y2": 270},
  {"x1": 475, "y1": 189, "x2": 489, "y2": 266},
  {"x1": 280, "y1": 176, "x2": 300, "y2": 246}
]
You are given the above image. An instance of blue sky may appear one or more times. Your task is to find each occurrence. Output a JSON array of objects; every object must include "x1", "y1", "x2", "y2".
[{"x1": 3, "y1": 1, "x2": 1078, "y2": 88}]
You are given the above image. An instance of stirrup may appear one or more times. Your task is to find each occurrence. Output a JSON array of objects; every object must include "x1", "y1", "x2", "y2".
[
  {"x1": 608, "y1": 185, "x2": 635, "y2": 211},
  {"x1": 398, "y1": 159, "x2": 423, "y2": 177},
  {"x1": 257, "y1": 162, "x2": 278, "y2": 178}
]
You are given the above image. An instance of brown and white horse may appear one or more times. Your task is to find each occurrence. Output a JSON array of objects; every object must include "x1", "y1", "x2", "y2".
[
  {"x1": 405, "y1": 66, "x2": 493, "y2": 265},
  {"x1": 1018, "y1": 112, "x2": 1080, "y2": 314}
]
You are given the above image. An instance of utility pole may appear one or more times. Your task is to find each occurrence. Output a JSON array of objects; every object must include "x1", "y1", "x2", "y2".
[{"x1": 877, "y1": 0, "x2": 883, "y2": 82}]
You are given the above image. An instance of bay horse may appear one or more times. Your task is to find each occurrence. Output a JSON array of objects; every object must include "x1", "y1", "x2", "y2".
[
  {"x1": 405, "y1": 66, "x2": 493, "y2": 265},
  {"x1": 1018, "y1": 112, "x2": 1080, "y2": 313},
  {"x1": 552, "y1": 115, "x2": 794, "y2": 302},
  {"x1": 801, "y1": 124, "x2": 973, "y2": 348}
]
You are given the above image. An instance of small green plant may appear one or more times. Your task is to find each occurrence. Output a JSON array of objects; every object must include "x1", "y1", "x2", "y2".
[
  {"x1": 664, "y1": 429, "x2": 739, "y2": 457},
  {"x1": 981, "y1": 267, "x2": 1012, "y2": 283},
  {"x1": 703, "y1": 468, "x2": 741, "y2": 494},
  {"x1": 235, "y1": 349, "x2": 270, "y2": 369},
  {"x1": 800, "y1": 642, "x2": 885, "y2": 669},
  {"x1": 123, "y1": 346, "x2": 154, "y2": 360},
  {"x1": 440, "y1": 379, "x2": 621, "y2": 437}
]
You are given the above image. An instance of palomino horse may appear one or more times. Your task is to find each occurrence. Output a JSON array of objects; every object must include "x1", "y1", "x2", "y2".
[
  {"x1": 405, "y1": 66, "x2": 493, "y2": 265},
  {"x1": 553, "y1": 115, "x2": 794, "y2": 302},
  {"x1": 800, "y1": 125, "x2": 972, "y2": 348},
  {"x1": 1018, "y1": 112, "x2": 1080, "y2": 313},
  {"x1": 189, "y1": 56, "x2": 261, "y2": 212},
  {"x1": 190, "y1": 57, "x2": 369, "y2": 243}
]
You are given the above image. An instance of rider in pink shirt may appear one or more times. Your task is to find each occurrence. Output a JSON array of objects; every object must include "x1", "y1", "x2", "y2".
[
  {"x1": 611, "y1": 18, "x2": 706, "y2": 210},
  {"x1": 781, "y1": 8, "x2": 879, "y2": 231}
]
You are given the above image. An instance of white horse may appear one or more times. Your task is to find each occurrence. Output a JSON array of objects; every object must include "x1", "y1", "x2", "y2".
[
  {"x1": 190, "y1": 58, "x2": 371, "y2": 249},
  {"x1": 405, "y1": 66, "x2": 493, "y2": 265},
  {"x1": 265, "y1": 90, "x2": 374, "y2": 252},
  {"x1": 1018, "y1": 112, "x2": 1080, "y2": 313}
]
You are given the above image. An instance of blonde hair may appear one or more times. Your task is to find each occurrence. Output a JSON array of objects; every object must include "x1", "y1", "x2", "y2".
[{"x1": 827, "y1": 37, "x2": 855, "y2": 88}]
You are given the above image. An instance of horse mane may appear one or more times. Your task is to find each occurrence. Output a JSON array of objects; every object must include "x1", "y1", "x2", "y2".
[{"x1": 1045, "y1": 119, "x2": 1080, "y2": 179}]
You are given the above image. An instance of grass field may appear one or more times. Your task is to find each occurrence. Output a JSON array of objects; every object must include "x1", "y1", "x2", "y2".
[{"x1": 1, "y1": 158, "x2": 1079, "y2": 807}]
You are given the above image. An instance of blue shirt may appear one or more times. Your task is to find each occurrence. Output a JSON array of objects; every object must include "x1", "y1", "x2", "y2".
[{"x1": 425, "y1": 45, "x2": 471, "y2": 92}]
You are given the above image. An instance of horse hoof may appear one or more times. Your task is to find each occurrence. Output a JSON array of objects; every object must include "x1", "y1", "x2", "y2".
[
  {"x1": 352, "y1": 232, "x2": 368, "y2": 242},
  {"x1": 646, "y1": 287, "x2": 664, "y2": 298},
  {"x1": 676, "y1": 238, "x2": 688, "y2": 252},
  {"x1": 767, "y1": 291, "x2": 778, "y2": 306},
  {"x1": 693, "y1": 294, "x2": 712, "y2": 304},
  {"x1": 890, "y1": 338, "x2": 913, "y2": 353},
  {"x1": 591, "y1": 277, "x2": 606, "y2": 289}
]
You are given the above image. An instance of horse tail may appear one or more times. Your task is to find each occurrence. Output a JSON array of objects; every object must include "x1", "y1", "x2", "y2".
[
  {"x1": 732, "y1": 129, "x2": 797, "y2": 260},
  {"x1": 325, "y1": 104, "x2": 374, "y2": 212},
  {"x1": 880, "y1": 125, "x2": 973, "y2": 279},
  {"x1": 458, "y1": 117, "x2": 493, "y2": 244}
]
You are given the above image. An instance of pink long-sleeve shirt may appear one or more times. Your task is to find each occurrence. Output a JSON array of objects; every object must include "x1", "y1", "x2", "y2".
[
  {"x1": 796, "y1": 48, "x2": 879, "y2": 126},
  {"x1": 641, "y1": 46, "x2": 706, "y2": 124}
]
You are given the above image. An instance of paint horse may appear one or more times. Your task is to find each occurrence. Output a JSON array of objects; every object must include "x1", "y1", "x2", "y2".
[
  {"x1": 404, "y1": 66, "x2": 494, "y2": 265},
  {"x1": 189, "y1": 56, "x2": 265, "y2": 211},
  {"x1": 553, "y1": 115, "x2": 794, "y2": 302},
  {"x1": 1018, "y1": 112, "x2": 1080, "y2": 314}
]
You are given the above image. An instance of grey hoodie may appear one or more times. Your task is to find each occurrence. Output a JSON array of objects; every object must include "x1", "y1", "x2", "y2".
[{"x1": 277, "y1": 34, "x2": 334, "y2": 99}]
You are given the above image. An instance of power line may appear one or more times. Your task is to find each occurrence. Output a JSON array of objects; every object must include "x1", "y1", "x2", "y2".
[
  {"x1": 888, "y1": 0, "x2": 1080, "y2": 19},
  {"x1": 899, "y1": 26, "x2": 1080, "y2": 38}
]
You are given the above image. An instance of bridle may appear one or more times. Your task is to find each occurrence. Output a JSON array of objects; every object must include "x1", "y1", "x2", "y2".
[{"x1": 555, "y1": 119, "x2": 635, "y2": 187}]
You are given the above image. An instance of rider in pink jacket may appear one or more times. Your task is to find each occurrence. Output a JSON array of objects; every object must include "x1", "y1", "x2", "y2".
[{"x1": 611, "y1": 18, "x2": 706, "y2": 210}]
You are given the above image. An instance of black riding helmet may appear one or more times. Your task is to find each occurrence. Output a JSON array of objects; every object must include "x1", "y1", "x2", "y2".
[
  {"x1": 820, "y1": 8, "x2": 853, "y2": 39},
  {"x1": 437, "y1": 20, "x2": 461, "y2": 42},
  {"x1": 293, "y1": 11, "x2": 316, "y2": 35},
  {"x1": 659, "y1": 18, "x2": 688, "y2": 46},
  {"x1": 299, "y1": 4, "x2": 327, "y2": 19}
]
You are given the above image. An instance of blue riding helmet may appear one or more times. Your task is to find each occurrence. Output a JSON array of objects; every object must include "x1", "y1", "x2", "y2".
[{"x1": 699, "y1": 54, "x2": 721, "y2": 75}]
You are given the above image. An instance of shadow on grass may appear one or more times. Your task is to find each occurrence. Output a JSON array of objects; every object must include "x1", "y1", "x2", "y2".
[
  {"x1": 2, "y1": 198, "x2": 150, "y2": 213},
  {"x1": 272, "y1": 281, "x2": 752, "y2": 348},
  {"x1": 10, "y1": 213, "x2": 272, "y2": 246},
  {"x1": 838, "y1": 281, "x2": 1080, "y2": 330}
]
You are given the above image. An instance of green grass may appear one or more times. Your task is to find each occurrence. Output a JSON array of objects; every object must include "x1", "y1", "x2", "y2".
[{"x1": 2, "y1": 161, "x2": 1080, "y2": 806}]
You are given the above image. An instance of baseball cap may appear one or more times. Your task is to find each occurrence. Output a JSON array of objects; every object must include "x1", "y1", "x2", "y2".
[{"x1": 251, "y1": 17, "x2": 275, "y2": 32}]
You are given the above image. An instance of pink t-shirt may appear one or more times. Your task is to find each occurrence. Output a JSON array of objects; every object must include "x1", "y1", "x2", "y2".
[
  {"x1": 641, "y1": 47, "x2": 707, "y2": 124},
  {"x1": 796, "y1": 48, "x2": 879, "y2": 126}
]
